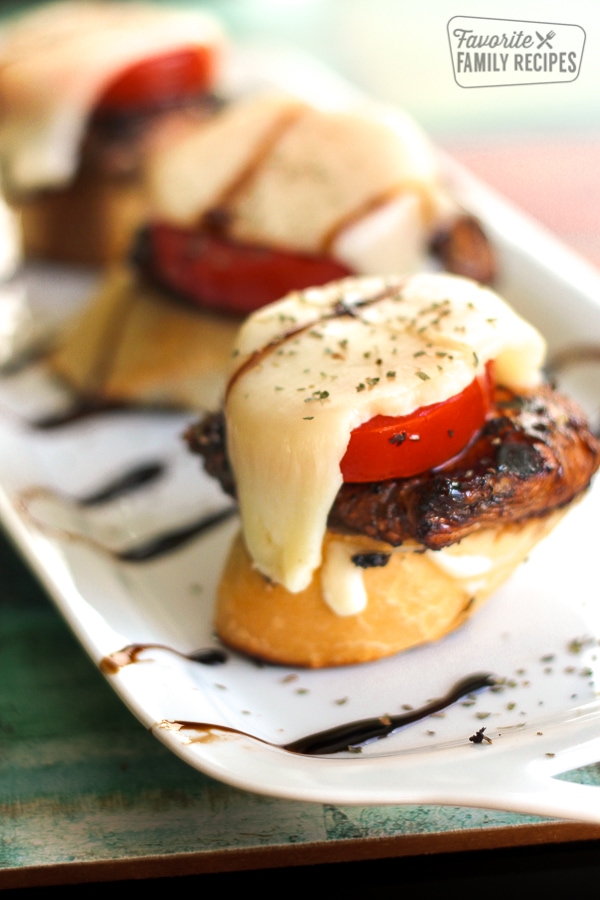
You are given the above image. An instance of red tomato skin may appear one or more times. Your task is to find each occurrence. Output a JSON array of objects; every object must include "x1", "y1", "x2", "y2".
[
  {"x1": 95, "y1": 47, "x2": 217, "y2": 112},
  {"x1": 340, "y1": 364, "x2": 494, "y2": 483},
  {"x1": 144, "y1": 223, "x2": 353, "y2": 316}
]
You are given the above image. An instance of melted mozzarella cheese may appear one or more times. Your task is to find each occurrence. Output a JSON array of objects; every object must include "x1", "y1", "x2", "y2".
[
  {"x1": 226, "y1": 272, "x2": 546, "y2": 594},
  {"x1": 0, "y1": 2, "x2": 225, "y2": 191},
  {"x1": 332, "y1": 193, "x2": 426, "y2": 276},
  {"x1": 321, "y1": 540, "x2": 369, "y2": 616},
  {"x1": 321, "y1": 543, "x2": 494, "y2": 617},
  {"x1": 146, "y1": 91, "x2": 452, "y2": 271},
  {"x1": 426, "y1": 550, "x2": 493, "y2": 596}
]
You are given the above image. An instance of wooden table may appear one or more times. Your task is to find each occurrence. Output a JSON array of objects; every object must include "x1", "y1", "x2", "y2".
[{"x1": 2, "y1": 134, "x2": 600, "y2": 891}]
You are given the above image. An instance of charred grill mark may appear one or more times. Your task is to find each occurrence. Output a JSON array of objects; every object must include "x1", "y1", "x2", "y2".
[{"x1": 496, "y1": 440, "x2": 545, "y2": 477}]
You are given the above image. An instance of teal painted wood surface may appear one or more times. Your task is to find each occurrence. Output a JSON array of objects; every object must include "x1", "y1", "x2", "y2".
[{"x1": 3, "y1": 526, "x2": 600, "y2": 888}]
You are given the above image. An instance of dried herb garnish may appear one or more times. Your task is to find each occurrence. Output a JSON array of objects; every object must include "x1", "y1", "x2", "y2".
[
  {"x1": 304, "y1": 390, "x2": 329, "y2": 403},
  {"x1": 469, "y1": 727, "x2": 492, "y2": 744}
]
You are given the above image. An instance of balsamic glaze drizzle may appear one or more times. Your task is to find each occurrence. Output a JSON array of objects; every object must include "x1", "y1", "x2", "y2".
[
  {"x1": 115, "y1": 505, "x2": 237, "y2": 562},
  {"x1": 29, "y1": 396, "x2": 183, "y2": 430},
  {"x1": 78, "y1": 462, "x2": 166, "y2": 506},
  {"x1": 224, "y1": 281, "x2": 404, "y2": 401},
  {"x1": 282, "y1": 672, "x2": 496, "y2": 755},
  {"x1": 99, "y1": 642, "x2": 227, "y2": 675},
  {"x1": 167, "y1": 672, "x2": 497, "y2": 757},
  {"x1": 19, "y1": 477, "x2": 236, "y2": 562},
  {"x1": 102, "y1": 638, "x2": 496, "y2": 756}
]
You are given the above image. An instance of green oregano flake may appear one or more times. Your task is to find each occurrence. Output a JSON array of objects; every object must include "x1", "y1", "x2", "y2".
[
  {"x1": 416, "y1": 370, "x2": 430, "y2": 381},
  {"x1": 304, "y1": 389, "x2": 330, "y2": 403}
]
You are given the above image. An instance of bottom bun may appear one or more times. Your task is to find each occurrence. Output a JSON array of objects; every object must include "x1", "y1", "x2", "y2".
[
  {"x1": 14, "y1": 170, "x2": 149, "y2": 267},
  {"x1": 216, "y1": 512, "x2": 567, "y2": 668},
  {"x1": 49, "y1": 266, "x2": 239, "y2": 411}
]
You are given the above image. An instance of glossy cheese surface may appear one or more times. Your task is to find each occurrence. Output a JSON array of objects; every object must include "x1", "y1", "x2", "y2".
[
  {"x1": 0, "y1": 1, "x2": 224, "y2": 190},
  {"x1": 225, "y1": 273, "x2": 546, "y2": 593}
]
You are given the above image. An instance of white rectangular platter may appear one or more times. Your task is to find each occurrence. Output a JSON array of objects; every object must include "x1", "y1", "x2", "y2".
[{"x1": 1, "y1": 77, "x2": 600, "y2": 822}]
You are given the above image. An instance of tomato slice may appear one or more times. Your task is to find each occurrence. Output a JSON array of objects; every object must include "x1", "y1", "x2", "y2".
[
  {"x1": 143, "y1": 222, "x2": 353, "y2": 316},
  {"x1": 340, "y1": 363, "x2": 494, "y2": 482},
  {"x1": 95, "y1": 47, "x2": 217, "y2": 113}
]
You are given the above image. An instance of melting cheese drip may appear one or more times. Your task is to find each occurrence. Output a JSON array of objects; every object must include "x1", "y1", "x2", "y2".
[
  {"x1": 321, "y1": 540, "x2": 369, "y2": 616},
  {"x1": 320, "y1": 540, "x2": 494, "y2": 616},
  {"x1": 226, "y1": 273, "x2": 546, "y2": 594}
]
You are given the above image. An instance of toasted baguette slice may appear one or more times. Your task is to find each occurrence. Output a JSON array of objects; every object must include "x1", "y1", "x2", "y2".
[
  {"x1": 16, "y1": 172, "x2": 149, "y2": 267},
  {"x1": 216, "y1": 514, "x2": 567, "y2": 668},
  {"x1": 49, "y1": 266, "x2": 239, "y2": 411}
]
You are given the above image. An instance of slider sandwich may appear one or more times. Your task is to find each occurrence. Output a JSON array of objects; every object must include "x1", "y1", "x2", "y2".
[
  {"x1": 49, "y1": 91, "x2": 496, "y2": 412},
  {"x1": 186, "y1": 272, "x2": 600, "y2": 668},
  {"x1": 0, "y1": 1, "x2": 226, "y2": 265}
]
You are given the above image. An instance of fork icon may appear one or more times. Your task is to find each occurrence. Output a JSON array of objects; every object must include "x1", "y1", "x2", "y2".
[{"x1": 536, "y1": 29, "x2": 556, "y2": 49}]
